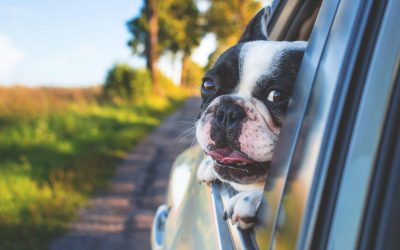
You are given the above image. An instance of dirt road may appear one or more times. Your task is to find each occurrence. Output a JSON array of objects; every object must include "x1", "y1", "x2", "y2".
[{"x1": 50, "y1": 97, "x2": 201, "y2": 250}]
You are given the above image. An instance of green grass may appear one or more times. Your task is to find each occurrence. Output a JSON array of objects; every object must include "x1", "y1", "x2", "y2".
[{"x1": 0, "y1": 93, "x2": 185, "y2": 250}]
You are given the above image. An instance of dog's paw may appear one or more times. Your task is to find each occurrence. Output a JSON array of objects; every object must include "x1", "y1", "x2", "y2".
[
  {"x1": 223, "y1": 189, "x2": 263, "y2": 229},
  {"x1": 197, "y1": 156, "x2": 218, "y2": 185}
]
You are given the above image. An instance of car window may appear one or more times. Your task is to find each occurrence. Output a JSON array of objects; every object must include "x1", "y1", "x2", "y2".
[
  {"x1": 254, "y1": 0, "x2": 336, "y2": 248},
  {"x1": 159, "y1": 0, "x2": 399, "y2": 249},
  {"x1": 325, "y1": 0, "x2": 400, "y2": 247},
  {"x1": 267, "y1": 0, "x2": 400, "y2": 249},
  {"x1": 212, "y1": 0, "x2": 323, "y2": 249}
]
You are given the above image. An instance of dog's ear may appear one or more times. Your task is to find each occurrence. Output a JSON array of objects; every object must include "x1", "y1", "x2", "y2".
[{"x1": 238, "y1": 7, "x2": 271, "y2": 43}]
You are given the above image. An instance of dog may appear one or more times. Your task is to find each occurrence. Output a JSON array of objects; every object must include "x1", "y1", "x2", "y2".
[{"x1": 196, "y1": 7, "x2": 307, "y2": 229}]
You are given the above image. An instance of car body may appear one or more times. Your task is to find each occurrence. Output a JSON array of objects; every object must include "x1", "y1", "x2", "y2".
[{"x1": 152, "y1": 0, "x2": 400, "y2": 249}]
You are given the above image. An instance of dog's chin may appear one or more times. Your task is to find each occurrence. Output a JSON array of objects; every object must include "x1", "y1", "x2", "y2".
[
  {"x1": 206, "y1": 148, "x2": 270, "y2": 184},
  {"x1": 213, "y1": 160, "x2": 270, "y2": 184}
]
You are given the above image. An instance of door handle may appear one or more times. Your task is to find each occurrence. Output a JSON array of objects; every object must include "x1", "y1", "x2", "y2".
[{"x1": 151, "y1": 204, "x2": 169, "y2": 250}]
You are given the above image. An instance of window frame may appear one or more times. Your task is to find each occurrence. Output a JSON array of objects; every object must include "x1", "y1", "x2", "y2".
[
  {"x1": 211, "y1": 0, "x2": 323, "y2": 248},
  {"x1": 263, "y1": 0, "x2": 385, "y2": 248},
  {"x1": 267, "y1": 0, "x2": 400, "y2": 249}
]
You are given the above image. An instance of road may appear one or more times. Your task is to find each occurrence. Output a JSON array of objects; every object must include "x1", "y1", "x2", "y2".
[{"x1": 50, "y1": 97, "x2": 201, "y2": 250}]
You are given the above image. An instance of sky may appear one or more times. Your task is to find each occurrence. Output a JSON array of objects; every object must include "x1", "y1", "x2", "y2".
[
  {"x1": 0, "y1": 0, "x2": 216, "y2": 87},
  {"x1": 0, "y1": 0, "x2": 271, "y2": 87},
  {"x1": 0, "y1": 0, "x2": 141, "y2": 86}
]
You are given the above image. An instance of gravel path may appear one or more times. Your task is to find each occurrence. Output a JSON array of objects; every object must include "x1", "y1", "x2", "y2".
[{"x1": 50, "y1": 97, "x2": 201, "y2": 250}]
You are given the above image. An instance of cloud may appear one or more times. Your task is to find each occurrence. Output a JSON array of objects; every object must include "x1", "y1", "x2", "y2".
[{"x1": 0, "y1": 35, "x2": 25, "y2": 80}]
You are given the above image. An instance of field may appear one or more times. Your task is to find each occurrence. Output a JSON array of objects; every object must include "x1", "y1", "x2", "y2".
[{"x1": 0, "y1": 86, "x2": 186, "y2": 250}]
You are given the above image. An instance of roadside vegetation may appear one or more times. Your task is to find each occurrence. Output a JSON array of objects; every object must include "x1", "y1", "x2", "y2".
[{"x1": 0, "y1": 71, "x2": 187, "y2": 250}]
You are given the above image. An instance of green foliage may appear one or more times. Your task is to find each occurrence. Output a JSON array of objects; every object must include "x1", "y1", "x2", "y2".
[
  {"x1": 158, "y1": 0, "x2": 202, "y2": 54},
  {"x1": 184, "y1": 60, "x2": 204, "y2": 89},
  {"x1": 127, "y1": 0, "x2": 202, "y2": 58},
  {"x1": 0, "y1": 87, "x2": 186, "y2": 250},
  {"x1": 103, "y1": 63, "x2": 186, "y2": 101},
  {"x1": 205, "y1": 0, "x2": 261, "y2": 46},
  {"x1": 103, "y1": 64, "x2": 152, "y2": 101},
  {"x1": 204, "y1": 0, "x2": 262, "y2": 68}
]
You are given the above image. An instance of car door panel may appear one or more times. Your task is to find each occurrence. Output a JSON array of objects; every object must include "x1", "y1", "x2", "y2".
[
  {"x1": 327, "y1": 0, "x2": 400, "y2": 247},
  {"x1": 269, "y1": 0, "x2": 378, "y2": 248}
]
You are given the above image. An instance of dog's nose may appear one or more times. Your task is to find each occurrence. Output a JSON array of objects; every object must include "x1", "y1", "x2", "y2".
[{"x1": 215, "y1": 104, "x2": 246, "y2": 130}]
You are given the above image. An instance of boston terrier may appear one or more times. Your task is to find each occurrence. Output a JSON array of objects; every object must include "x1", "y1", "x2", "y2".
[{"x1": 196, "y1": 7, "x2": 307, "y2": 229}]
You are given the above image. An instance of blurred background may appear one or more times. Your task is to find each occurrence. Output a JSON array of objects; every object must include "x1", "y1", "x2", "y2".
[{"x1": 0, "y1": 0, "x2": 269, "y2": 249}]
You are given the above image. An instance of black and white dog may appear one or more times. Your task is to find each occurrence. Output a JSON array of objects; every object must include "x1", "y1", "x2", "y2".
[{"x1": 196, "y1": 7, "x2": 306, "y2": 229}]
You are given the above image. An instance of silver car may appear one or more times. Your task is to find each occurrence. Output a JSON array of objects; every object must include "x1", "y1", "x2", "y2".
[{"x1": 152, "y1": 0, "x2": 400, "y2": 249}]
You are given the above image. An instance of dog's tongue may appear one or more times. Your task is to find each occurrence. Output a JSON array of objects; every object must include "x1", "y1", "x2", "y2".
[{"x1": 208, "y1": 148, "x2": 254, "y2": 164}]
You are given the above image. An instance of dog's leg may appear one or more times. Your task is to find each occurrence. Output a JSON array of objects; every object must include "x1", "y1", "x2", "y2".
[
  {"x1": 224, "y1": 189, "x2": 263, "y2": 229},
  {"x1": 197, "y1": 156, "x2": 218, "y2": 185}
]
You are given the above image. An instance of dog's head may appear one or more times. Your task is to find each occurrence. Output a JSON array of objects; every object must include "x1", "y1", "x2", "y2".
[{"x1": 196, "y1": 8, "x2": 307, "y2": 185}]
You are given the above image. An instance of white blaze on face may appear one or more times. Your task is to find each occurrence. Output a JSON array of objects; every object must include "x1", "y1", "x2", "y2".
[
  {"x1": 236, "y1": 41, "x2": 284, "y2": 98},
  {"x1": 236, "y1": 40, "x2": 307, "y2": 98}
]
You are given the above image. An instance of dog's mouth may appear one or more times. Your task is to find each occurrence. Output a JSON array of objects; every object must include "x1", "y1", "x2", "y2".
[{"x1": 207, "y1": 148, "x2": 269, "y2": 184}]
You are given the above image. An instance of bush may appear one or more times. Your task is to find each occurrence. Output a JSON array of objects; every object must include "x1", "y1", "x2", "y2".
[
  {"x1": 0, "y1": 86, "x2": 186, "y2": 250},
  {"x1": 103, "y1": 64, "x2": 152, "y2": 101},
  {"x1": 184, "y1": 60, "x2": 204, "y2": 89}
]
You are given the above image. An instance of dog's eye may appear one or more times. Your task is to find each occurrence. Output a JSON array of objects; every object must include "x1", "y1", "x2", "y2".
[
  {"x1": 202, "y1": 80, "x2": 217, "y2": 93},
  {"x1": 267, "y1": 90, "x2": 287, "y2": 103}
]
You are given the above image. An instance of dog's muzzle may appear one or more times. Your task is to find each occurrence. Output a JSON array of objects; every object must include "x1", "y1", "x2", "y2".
[{"x1": 209, "y1": 147, "x2": 270, "y2": 184}]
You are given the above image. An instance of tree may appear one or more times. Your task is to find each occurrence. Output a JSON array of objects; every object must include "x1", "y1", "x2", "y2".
[
  {"x1": 127, "y1": 0, "x2": 159, "y2": 92},
  {"x1": 182, "y1": 60, "x2": 204, "y2": 89},
  {"x1": 103, "y1": 64, "x2": 152, "y2": 101},
  {"x1": 146, "y1": 0, "x2": 159, "y2": 91},
  {"x1": 127, "y1": 0, "x2": 202, "y2": 87},
  {"x1": 204, "y1": 0, "x2": 262, "y2": 68},
  {"x1": 158, "y1": 0, "x2": 202, "y2": 87}
]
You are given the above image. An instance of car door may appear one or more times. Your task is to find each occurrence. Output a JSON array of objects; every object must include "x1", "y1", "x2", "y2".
[
  {"x1": 152, "y1": 1, "x2": 323, "y2": 250},
  {"x1": 263, "y1": 0, "x2": 400, "y2": 249},
  {"x1": 152, "y1": 0, "x2": 395, "y2": 248},
  {"x1": 152, "y1": 1, "x2": 324, "y2": 249}
]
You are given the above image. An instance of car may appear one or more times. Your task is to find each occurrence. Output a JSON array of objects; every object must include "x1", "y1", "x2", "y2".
[{"x1": 151, "y1": 0, "x2": 400, "y2": 249}]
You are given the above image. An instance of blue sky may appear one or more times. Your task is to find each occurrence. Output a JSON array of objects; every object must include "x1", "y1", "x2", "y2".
[
  {"x1": 0, "y1": 1, "x2": 272, "y2": 87},
  {"x1": 0, "y1": 0, "x2": 148, "y2": 87}
]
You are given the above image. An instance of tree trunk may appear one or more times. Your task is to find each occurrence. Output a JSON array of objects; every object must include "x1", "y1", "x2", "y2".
[
  {"x1": 146, "y1": 0, "x2": 160, "y2": 94},
  {"x1": 180, "y1": 53, "x2": 190, "y2": 88}
]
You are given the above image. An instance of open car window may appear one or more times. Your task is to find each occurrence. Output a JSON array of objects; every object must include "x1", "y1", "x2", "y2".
[
  {"x1": 155, "y1": 0, "x2": 398, "y2": 249},
  {"x1": 266, "y1": 0, "x2": 400, "y2": 249},
  {"x1": 213, "y1": 0, "x2": 323, "y2": 249}
]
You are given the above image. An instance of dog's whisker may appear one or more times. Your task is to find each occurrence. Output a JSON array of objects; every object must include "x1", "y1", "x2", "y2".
[
  {"x1": 175, "y1": 127, "x2": 196, "y2": 142},
  {"x1": 178, "y1": 120, "x2": 196, "y2": 125},
  {"x1": 176, "y1": 132, "x2": 196, "y2": 143},
  {"x1": 182, "y1": 115, "x2": 197, "y2": 120},
  {"x1": 175, "y1": 133, "x2": 193, "y2": 143},
  {"x1": 175, "y1": 126, "x2": 196, "y2": 141},
  {"x1": 176, "y1": 128, "x2": 195, "y2": 139},
  {"x1": 190, "y1": 137, "x2": 198, "y2": 148}
]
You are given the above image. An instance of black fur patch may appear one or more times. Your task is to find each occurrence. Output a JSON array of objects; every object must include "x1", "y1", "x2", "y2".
[
  {"x1": 238, "y1": 8, "x2": 269, "y2": 43},
  {"x1": 252, "y1": 48, "x2": 305, "y2": 125},
  {"x1": 200, "y1": 45, "x2": 243, "y2": 113}
]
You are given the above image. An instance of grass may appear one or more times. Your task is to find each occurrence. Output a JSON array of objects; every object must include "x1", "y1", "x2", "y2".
[{"x1": 0, "y1": 86, "x2": 187, "y2": 250}]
